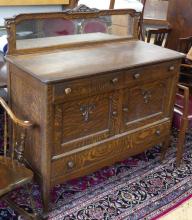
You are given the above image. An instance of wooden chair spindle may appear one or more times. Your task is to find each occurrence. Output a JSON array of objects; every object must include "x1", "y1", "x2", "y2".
[{"x1": 3, "y1": 111, "x2": 7, "y2": 157}]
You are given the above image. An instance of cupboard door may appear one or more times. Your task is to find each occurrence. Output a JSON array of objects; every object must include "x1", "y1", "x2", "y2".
[
  {"x1": 122, "y1": 78, "x2": 173, "y2": 131},
  {"x1": 53, "y1": 92, "x2": 118, "y2": 155}
]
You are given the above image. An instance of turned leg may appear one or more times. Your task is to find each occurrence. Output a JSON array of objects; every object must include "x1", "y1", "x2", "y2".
[
  {"x1": 176, "y1": 118, "x2": 188, "y2": 167},
  {"x1": 41, "y1": 180, "x2": 51, "y2": 220},
  {"x1": 160, "y1": 137, "x2": 170, "y2": 161}
]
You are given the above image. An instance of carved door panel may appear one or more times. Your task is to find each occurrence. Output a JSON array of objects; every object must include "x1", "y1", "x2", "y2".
[
  {"x1": 122, "y1": 78, "x2": 172, "y2": 131},
  {"x1": 53, "y1": 92, "x2": 118, "y2": 155}
]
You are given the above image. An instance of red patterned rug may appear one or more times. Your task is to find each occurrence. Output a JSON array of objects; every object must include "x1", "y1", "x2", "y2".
[{"x1": 0, "y1": 113, "x2": 192, "y2": 219}]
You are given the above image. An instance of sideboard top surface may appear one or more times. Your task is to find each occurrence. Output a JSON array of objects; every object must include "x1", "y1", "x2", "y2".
[{"x1": 6, "y1": 39, "x2": 184, "y2": 83}]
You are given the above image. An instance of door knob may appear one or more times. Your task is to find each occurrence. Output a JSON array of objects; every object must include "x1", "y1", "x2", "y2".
[
  {"x1": 169, "y1": 66, "x2": 175, "y2": 71},
  {"x1": 67, "y1": 161, "x2": 74, "y2": 169}
]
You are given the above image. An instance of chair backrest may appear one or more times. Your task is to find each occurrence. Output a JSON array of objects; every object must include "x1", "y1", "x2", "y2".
[
  {"x1": 175, "y1": 84, "x2": 189, "y2": 118},
  {"x1": 0, "y1": 97, "x2": 32, "y2": 163},
  {"x1": 177, "y1": 36, "x2": 192, "y2": 54},
  {"x1": 146, "y1": 28, "x2": 171, "y2": 47},
  {"x1": 42, "y1": 19, "x2": 77, "y2": 37}
]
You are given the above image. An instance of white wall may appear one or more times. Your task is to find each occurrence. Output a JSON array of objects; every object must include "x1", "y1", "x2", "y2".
[
  {"x1": 78, "y1": 0, "x2": 143, "y2": 11},
  {"x1": 0, "y1": 5, "x2": 63, "y2": 26}
]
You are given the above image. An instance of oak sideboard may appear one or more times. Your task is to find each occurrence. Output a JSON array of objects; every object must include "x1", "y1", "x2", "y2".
[{"x1": 5, "y1": 8, "x2": 184, "y2": 216}]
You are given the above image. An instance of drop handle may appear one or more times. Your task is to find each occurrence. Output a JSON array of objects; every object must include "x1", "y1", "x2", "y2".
[
  {"x1": 133, "y1": 73, "x2": 140, "y2": 79},
  {"x1": 156, "y1": 130, "x2": 161, "y2": 136},
  {"x1": 111, "y1": 77, "x2": 119, "y2": 84},
  {"x1": 169, "y1": 66, "x2": 175, "y2": 71},
  {"x1": 65, "y1": 88, "x2": 72, "y2": 95},
  {"x1": 67, "y1": 161, "x2": 74, "y2": 169}
]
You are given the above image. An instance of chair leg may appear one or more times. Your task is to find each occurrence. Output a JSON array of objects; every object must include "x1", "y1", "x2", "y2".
[{"x1": 176, "y1": 118, "x2": 188, "y2": 167}]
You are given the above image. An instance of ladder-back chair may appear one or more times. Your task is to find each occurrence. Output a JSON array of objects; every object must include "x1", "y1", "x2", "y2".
[
  {"x1": 173, "y1": 84, "x2": 192, "y2": 166},
  {"x1": 0, "y1": 97, "x2": 38, "y2": 220},
  {"x1": 145, "y1": 28, "x2": 191, "y2": 166},
  {"x1": 146, "y1": 27, "x2": 171, "y2": 47},
  {"x1": 177, "y1": 36, "x2": 192, "y2": 91}
]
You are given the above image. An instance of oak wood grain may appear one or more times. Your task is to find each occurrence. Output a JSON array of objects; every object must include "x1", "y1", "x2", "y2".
[
  {"x1": 7, "y1": 40, "x2": 184, "y2": 83},
  {"x1": 0, "y1": 157, "x2": 33, "y2": 196}
]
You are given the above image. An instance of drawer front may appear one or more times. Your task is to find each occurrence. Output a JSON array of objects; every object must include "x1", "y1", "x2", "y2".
[
  {"x1": 53, "y1": 72, "x2": 123, "y2": 103},
  {"x1": 122, "y1": 76, "x2": 174, "y2": 131},
  {"x1": 51, "y1": 121, "x2": 170, "y2": 181},
  {"x1": 132, "y1": 121, "x2": 170, "y2": 147},
  {"x1": 51, "y1": 132, "x2": 132, "y2": 179},
  {"x1": 124, "y1": 61, "x2": 179, "y2": 86},
  {"x1": 53, "y1": 92, "x2": 119, "y2": 155}
]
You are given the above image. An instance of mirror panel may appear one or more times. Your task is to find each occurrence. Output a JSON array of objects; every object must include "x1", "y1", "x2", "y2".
[{"x1": 16, "y1": 14, "x2": 135, "y2": 50}]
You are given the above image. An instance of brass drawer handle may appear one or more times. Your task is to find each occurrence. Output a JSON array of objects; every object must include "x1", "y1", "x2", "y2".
[
  {"x1": 133, "y1": 73, "x2": 140, "y2": 79},
  {"x1": 169, "y1": 66, "x2": 175, "y2": 71},
  {"x1": 111, "y1": 77, "x2": 119, "y2": 84},
  {"x1": 65, "y1": 88, "x2": 72, "y2": 95},
  {"x1": 156, "y1": 130, "x2": 161, "y2": 136},
  {"x1": 67, "y1": 161, "x2": 74, "y2": 169}
]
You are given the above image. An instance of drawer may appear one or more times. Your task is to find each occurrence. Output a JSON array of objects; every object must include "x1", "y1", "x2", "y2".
[
  {"x1": 124, "y1": 61, "x2": 179, "y2": 86},
  {"x1": 132, "y1": 121, "x2": 171, "y2": 147},
  {"x1": 51, "y1": 121, "x2": 170, "y2": 180},
  {"x1": 51, "y1": 134, "x2": 131, "y2": 179},
  {"x1": 53, "y1": 72, "x2": 123, "y2": 103}
]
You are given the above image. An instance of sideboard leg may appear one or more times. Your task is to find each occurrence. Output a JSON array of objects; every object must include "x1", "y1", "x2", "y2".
[
  {"x1": 160, "y1": 137, "x2": 170, "y2": 161},
  {"x1": 41, "y1": 181, "x2": 51, "y2": 220}
]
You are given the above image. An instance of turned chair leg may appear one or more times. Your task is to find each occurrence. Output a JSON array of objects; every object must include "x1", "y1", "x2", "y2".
[{"x1": 176, "y1": 118, "x2": 188, "y2": 167}]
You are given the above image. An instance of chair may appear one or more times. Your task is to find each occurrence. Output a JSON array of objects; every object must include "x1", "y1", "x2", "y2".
[
  {"x1": 42, "y1": 19, "x2": 77, "y2": 37},
  {"x1": 173, "y1": 84, "x2": 192, "y2": 166},
  {"x1": 146, "y1": 28, "x2": 171, "y2": 47},
  {"x1": 145, "y1": 28, "x2": 192, "y2": 166},
  {"x1": 177, "y1": 36, "x2": 192, "y2": 91},
  {"x1": 0, "y1": 97, "x2": 38, "y2": 219}
]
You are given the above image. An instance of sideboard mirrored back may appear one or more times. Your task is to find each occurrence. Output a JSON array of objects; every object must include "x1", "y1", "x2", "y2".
[{"x1": 5, "y1": 5, "x2": 140, "y2": 54}]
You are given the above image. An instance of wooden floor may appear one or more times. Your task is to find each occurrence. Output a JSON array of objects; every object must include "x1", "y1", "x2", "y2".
[{"x1": 160, "y1": 197, "x2": 192, "y2": 220}]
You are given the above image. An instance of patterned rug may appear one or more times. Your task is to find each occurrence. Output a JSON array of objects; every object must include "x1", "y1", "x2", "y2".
[{"x1": 0, "y1": 112, "x2": 192, "y2": 219}]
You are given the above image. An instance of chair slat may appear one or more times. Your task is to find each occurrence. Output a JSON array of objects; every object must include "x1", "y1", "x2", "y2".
[{"x1": 11, "y1": 123, "x2": 16, "y2": 160}]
